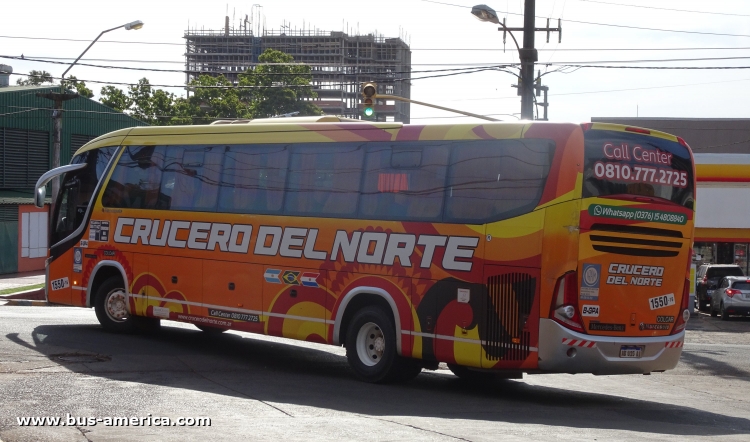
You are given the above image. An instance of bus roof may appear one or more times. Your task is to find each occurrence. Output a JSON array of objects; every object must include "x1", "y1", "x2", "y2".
[{"x1": 74, "y1": 120, "x2": 683, "y2": 159}]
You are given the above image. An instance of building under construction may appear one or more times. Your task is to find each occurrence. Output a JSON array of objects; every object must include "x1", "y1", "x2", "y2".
[{"x1": 184, "y1": 21, "x2": 411, "y2": 122}]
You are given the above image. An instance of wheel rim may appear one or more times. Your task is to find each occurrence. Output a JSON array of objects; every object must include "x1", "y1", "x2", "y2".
[
  {"x1": 356, "y1": 322, "x2": 385, "y2": 367},
  {"x1": 105, "y1": 289, "x2": 128, "y2": 322}
]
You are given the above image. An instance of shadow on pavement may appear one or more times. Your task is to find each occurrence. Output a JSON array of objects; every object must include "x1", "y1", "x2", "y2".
[{"x1": 6, "y1": 322, "x2": 750, "y2": 438}]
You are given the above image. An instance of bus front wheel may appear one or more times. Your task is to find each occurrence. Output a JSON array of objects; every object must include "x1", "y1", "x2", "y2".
[
  {"x1": 94, "y1": 276, "x2": 135, "y2": 333},
  {"x1": 345, "y1": 306, "x2": 418, "y2": 383}
]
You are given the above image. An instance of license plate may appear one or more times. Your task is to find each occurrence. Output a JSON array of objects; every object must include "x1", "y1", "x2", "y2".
[{"x1": 620, "y1": 346, "x2": 643, "y2": 358}]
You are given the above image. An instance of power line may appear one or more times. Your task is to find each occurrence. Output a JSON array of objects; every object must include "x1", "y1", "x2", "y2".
[
  {"x1": 1, "y1": 55, "x2": 512, "y2": 76},
  {"x1": 419, "y1": 0, "x2": 750, "y2": 38},
  {"x1": 577, "y1": 0, "x2": 750, "y2": 17}
]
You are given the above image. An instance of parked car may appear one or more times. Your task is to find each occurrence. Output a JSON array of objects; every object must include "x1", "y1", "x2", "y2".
[
  {"x1": 710, "y1": 276, "x2": 750, "y2": 320},
  {"x1": 696, "y1": 264, "x2": 744, "y2": 312}
]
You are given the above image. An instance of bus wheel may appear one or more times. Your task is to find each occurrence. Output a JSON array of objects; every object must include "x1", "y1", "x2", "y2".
[
  {"x1": 448, "y1": 363, "x2": 497, "y2": 383},
  {"x1": 195, "y1": 325, "x2": 229, "y2": 334},
  {"x1": 94, "y1": 276, "x2": 134, "y2": 333},
  {"x1": 345, "y1": 306, "x2": 402, "y2": 383}
]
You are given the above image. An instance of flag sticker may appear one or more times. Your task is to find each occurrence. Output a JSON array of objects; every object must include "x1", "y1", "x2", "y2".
[
  {"x1": 281, "y1": 270, "x2": 301, "y2": 285},
  {"x1": 264, "y1": 269, "x2": 281, "y2": 284},
  {"x1": 300, "y1": 273, "x2": 320, "y2": 288}
]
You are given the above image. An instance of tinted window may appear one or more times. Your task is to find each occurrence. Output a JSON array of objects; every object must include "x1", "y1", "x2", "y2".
[
  {"x1": 707, "y1": 267, "x2": 744, "y2": 278},
  {"x1": 583, "y1": 130, "x2": 694, "y2": 209},
  {"x1": 218, "y1": 145, "x2": 289, "y2": 214},
  {"x1": 160, "y1": 146, "x2": 223, "y2": 211},
  {"x1": 446, "y1": 139, "x2": 554, "y2": 223},
  {"x1": 52, "y1": 146, "x2": 117, "y2": 244},
  {"x1": 359, "y1": 143, "x2": 450, "y2": 221},
  {"x1": 731, "y1": 281, "x2": 750, "y2": 290},
  {"x1": 102, "y1": 146, "x2": 166, "y2": 209},
  {"x1": 285, "y1": 144, "x2": 364, "y2": 216}
]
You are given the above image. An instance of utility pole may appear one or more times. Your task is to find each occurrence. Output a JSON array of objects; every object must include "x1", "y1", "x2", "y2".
[
  {"x1": 37, "y1": 90, "x2": 78, "y2": 199},
  {"x1": 519, "y1": 0, "x2": 537, "y2": 120}
]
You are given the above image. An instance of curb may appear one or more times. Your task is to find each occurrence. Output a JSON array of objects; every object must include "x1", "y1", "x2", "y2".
[
  {"x1": 0, "y1": 299, "x2": 50, "y2": 307},
  {"x1": 0, "y1": 288, "x2": 45, "y2": 300}
]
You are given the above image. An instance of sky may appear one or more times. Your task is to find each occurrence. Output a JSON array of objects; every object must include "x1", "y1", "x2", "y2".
[{"x1": 3, "y1": 0, "x2": 750, "y2": 124}]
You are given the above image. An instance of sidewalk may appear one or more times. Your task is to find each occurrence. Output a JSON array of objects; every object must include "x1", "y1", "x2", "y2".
[
  {"x1": 0, "y1": 270, "x2": 45, "y2": 292},
  {"x1": 0, "y1": 270, "x2": 46, "y2": 304}
]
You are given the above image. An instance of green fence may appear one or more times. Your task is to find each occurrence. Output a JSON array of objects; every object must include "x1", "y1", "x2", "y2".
[{"x1": 0, "y1": 221, "x2": 18, "y2": 274}]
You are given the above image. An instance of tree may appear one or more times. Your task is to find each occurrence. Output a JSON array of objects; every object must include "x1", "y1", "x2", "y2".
[
  {"x1": 63, "y1": 76, "x2": 94, "y2": 98},
  {"x1": 16, "y1": 70, "x2": 53, "y2": 86},
  {"x1": 239, "y1": 49, "x2": 322, "y2": 118},
  {"x1": 99, "y1": 86, "x2": 132, "y2": 113},
  {"x1": 94, "y1": 49, "x2": 321, "y2": 125}
]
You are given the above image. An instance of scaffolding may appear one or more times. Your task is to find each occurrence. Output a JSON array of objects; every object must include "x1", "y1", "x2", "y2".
[{"x1": 184, "y1": 23, "x2": 411, "y2": 122}]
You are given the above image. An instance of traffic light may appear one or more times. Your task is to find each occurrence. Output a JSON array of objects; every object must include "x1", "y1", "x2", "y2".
[{"x1": 361, "y1": 82, "x2": 377, "y2": 118}]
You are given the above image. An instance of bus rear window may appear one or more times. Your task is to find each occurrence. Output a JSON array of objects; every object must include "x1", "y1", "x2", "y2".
[{"x1": 583, "y1": 130, "x2": 694, "y2": 209}]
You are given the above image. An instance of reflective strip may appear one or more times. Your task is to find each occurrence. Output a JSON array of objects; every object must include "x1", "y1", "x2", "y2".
[
  {"x1": 128, "y1": 293, "x2": 334, "y2": 324},
  {"x1": 665, "y1": 341, "x2": 683, "y2": 348},
  {"x1": 562, "y1": 338, "x2": 597, "y2": 348}
]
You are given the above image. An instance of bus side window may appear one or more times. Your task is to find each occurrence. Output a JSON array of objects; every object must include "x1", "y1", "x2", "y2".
[
  {"x1": 102, "y1": 146, "x2": 165, "y2": 209},
  {"x1": 359, "y1": 143, "x2": 449, "y2": 221},
  {"x1": 163, "y1": 146, "x2": 222, "y2": 212},
  {"x1": 218, "y1": 145, "x2": 289, "y2": 214},
  {"x1": 284, "y1": 144, "x2": 364, "y2": 217},
  {"x1": 445, "y1": 139, "x2": 554, "y2": 223}
]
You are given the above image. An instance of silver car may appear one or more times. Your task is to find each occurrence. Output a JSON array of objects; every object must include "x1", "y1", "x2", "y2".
[{"x1": 710, "y1": 276, "x2": 750, "y2": 320}]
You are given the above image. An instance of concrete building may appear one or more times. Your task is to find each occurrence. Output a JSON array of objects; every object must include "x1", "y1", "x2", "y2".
[
  {"x1": 0, "y1": 84, "x2": 146, "y2": 275},
  {"x1": 185, "y1": 21, "x2": 411, "y2": 122}
]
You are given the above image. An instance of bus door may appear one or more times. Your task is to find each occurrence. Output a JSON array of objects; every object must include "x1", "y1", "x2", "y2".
[
  {"x1": 47, "y1": 147, "x2": 118, "y2": 305},
  {"x1": 203, "y1": 260, "x2": 264, "y2": 333}
]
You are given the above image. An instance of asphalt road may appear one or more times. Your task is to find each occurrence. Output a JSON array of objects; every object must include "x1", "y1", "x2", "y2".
[{"x1": 0, "y1": 307, "x2": 749, "y2": 441}]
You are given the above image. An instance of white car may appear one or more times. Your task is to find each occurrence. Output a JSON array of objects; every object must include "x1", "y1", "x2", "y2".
[{"x1": 710, "y1": 276, "x2": 750, "y2": 320}]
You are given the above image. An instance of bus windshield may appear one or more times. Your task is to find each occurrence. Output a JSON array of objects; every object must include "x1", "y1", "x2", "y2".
[{"x1": 582, "y1": 130, "x2": 694, "y2": 209}]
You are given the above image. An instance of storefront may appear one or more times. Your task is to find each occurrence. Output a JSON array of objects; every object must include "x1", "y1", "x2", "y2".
[{"x1": 693, "y1": 153, "x2": 750, "y2": 273}]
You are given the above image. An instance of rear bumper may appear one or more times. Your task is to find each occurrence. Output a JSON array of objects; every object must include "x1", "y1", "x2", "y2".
[
  {"x1": 538, "y1": 318, "x2": 684, "y2": 375},
  {"x1": 725, "y1": 298, "x2": 750, "y2": 315}
]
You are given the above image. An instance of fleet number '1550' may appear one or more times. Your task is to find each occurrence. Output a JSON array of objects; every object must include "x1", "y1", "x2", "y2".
[{"x1": 648, "y1": 293, "x2": 675, "y2": 310}]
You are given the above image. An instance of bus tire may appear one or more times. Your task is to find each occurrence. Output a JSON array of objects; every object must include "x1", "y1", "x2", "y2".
[
  {"x1": 195, "y1": 325, "x2": 229, "y2": 334},
  {"x1": 94, "y1": 276, "x2": 135, "y2": 333},
  {"x1": 345, "y1": 305, "x2": 402, "y2": 383}
]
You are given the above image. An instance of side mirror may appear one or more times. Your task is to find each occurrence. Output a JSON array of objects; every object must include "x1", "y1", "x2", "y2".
[
  {"x1": 34, "y1": 186, "x2": 46, "y2": 208},
  {"x1": 33, "y1": 163, "x2": 88, "y2": 208}
]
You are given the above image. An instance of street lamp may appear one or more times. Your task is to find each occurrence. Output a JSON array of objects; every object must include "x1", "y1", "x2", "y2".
[
  {"x1": 61, "y1": 20, "x2": 144, "y2": 82},
  {"x1": 41, "y1": 20, "x2": 143, "y2": 200},
  {"x1": 472, "y1": 3, "x2": 536, "y2": 120}
]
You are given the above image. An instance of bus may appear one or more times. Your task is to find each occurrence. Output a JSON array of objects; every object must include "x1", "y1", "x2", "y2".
[{"x1": 35, "y1": 117, "x2": 695, "y2": 383}]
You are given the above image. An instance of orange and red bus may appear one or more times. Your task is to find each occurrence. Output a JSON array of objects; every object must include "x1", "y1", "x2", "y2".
[{"x1": 35, "y1": 117, "x2": 695, "y2": 382}]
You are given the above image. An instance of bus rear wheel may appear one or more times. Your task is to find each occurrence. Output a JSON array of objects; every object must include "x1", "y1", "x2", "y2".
[
  {"x1": 94, "y1": 276, "x2": 135, "y2": 333},
  {"x1": 345, "y1": 306, "x2": 419, "y2": 383}
]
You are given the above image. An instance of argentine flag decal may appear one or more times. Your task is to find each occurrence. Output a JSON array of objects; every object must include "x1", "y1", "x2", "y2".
[
  {"x1": 300, "y1": 273, "x2": 320, "y2": 288},
  {"x1": 264, "y1": 268, "x2": 281, "y2": 284}
]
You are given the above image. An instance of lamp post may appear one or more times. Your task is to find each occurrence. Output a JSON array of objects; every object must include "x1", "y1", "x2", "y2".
[
  {"x1": 471, "y1": 4, "x2": 536, "y2": 120},
  {"x1": 39, "y1": 20, "x2": 143, "y2": 200}
]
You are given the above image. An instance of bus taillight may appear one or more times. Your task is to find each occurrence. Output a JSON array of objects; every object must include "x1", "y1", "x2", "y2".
[
  {"x1": 550, "y1": 271, "x2": 585, "y2": 333},
  {"x1": 671, "y1": 279, "x2": 691, "y2": 335}
]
